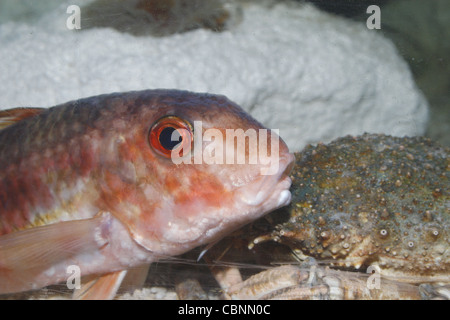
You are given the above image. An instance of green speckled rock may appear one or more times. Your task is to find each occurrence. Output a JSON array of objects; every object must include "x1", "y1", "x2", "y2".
[{"x1": 267, "y1": 134, "x2": 449, "y2": 283}]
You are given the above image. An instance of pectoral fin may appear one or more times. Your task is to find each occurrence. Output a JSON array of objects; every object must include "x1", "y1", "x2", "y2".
[
  {"x1": 121, "y1": 263, "x2": 150, "y2": 293},
  {"x1": 73, "y1": 270, "x2": 128, "y2": 300},
  {"x1": 73, "y1": 264, "x2": 151, "y2": 300},
  {"x1": 0, "y1": 213, "x2": 111, "y2": 294}
]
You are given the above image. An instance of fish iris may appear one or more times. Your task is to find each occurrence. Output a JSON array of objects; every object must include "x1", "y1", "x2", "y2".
[{"x1": 149, "y1": 116, "x2": 193, "y2": 158}]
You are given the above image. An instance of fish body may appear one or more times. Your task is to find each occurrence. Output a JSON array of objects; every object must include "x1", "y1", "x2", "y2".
[{"x1": 0, "y1": 89, "x2": 294, "y2": 298}]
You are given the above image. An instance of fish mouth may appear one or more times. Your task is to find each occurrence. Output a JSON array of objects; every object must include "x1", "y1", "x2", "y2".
[
  {"x1": 238, "y1": 152, "x2": 295, "y2": 211},
  {"x1": 190, "y1": 154, "x2": 294, "y2": 251}
]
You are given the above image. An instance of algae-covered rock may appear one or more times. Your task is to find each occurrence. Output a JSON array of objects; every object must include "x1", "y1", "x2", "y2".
[{"x1": 266, "y1": 133, "x2": 449, "y2": 283}]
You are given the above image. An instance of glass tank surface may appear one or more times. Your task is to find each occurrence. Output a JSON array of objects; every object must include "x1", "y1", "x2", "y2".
[{"x1": 0, "y1": 0, "x2": 448, "y2": 301}]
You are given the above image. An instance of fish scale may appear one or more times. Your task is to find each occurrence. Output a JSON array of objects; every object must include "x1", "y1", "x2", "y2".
[{"x1": 0, "y1": 105, "x2": 102, "y2": 234}]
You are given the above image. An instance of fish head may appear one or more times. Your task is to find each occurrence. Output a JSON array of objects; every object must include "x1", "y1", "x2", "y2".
[{"x1": 98, "y1": 90, "x2": 294, "y2": 256}]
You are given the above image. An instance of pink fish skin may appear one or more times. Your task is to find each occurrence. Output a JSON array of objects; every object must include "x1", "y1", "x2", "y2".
[{"x1": 0, "y1": 89, "x2": 294, "y2": 298}]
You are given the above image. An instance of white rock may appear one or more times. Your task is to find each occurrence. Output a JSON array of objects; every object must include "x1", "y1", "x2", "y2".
[{"x1": 0, "y1": 1, "x2": 428, "y2": 151}]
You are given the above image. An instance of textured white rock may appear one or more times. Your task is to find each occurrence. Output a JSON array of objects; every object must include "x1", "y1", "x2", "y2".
[{"x1": 0, "y1": 1, "x2": 428, "y2": 151}]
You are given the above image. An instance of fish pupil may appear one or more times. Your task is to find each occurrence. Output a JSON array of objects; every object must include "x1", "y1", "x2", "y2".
[{"x1": 159, "y1": 126, "x2": 182, "y2": 150}]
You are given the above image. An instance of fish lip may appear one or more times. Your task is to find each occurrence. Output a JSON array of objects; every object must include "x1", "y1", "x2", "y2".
[
  {"x1": 239, "y1": 152, "x2": 295, "y2": 209},
  {"x1": 266, "y1": 152, "x2": 294, "y2": 208}
]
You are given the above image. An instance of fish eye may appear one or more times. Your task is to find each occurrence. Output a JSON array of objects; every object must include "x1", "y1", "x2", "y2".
[{"x1": 149, "y1": 116, "x2": 193, "y2": 158}]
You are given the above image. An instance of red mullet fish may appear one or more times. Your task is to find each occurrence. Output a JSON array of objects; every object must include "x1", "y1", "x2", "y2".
[{"x1": 0, "y1": 89, "x2": 294, "y2": 299}]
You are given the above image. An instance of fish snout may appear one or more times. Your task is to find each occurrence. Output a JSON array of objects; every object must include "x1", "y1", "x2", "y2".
[
  {"x1": 259, "y1": 129, "x2": 295, "y2": 178},
  {"x1": 237, "y1": 129, "x2": 295, "y2": 211}
]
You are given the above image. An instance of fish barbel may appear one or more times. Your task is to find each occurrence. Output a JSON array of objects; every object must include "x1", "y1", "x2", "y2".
[{"x1": 0, "y1": 89, "x2": 294, "y2": 299}]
